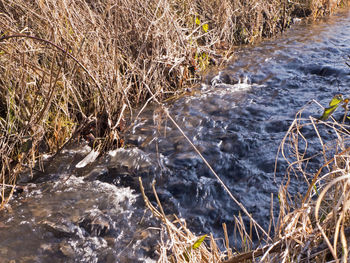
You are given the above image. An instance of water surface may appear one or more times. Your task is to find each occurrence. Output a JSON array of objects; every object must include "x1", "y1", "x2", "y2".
[{"x1": 1, "y1": 9, "x2": 350, "y2": 262}]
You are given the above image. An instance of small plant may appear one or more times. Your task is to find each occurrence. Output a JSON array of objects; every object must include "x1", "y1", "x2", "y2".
[
  {"x1": 194, "y1": 16, "x2": 209, "y2": 33},
  {"x1": 319, "y1": 94, "x2": 349, "y2": 121}
]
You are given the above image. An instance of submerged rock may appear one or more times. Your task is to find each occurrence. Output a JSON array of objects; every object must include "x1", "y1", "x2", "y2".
[
  {"x1": 41, "y1": 219, "x2": 80, "y2": 238},
  {"x1": 78, "y1": 209, "x2": 111, "y2": 237},
  {"x1": 95, "y1": 148, "x2": 161, "y2": 189}
]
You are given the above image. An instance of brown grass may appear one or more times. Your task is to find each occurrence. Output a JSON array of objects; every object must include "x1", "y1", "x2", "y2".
[
  {"x1": 0, "y1": 0, "x2": 349, "y2": 241},
  {"x1": 145, "y1": 98, "x2": 350, "y2": 262},
  {"x1": 270, "y1": 99, "x2": 350, "y2": 262}
]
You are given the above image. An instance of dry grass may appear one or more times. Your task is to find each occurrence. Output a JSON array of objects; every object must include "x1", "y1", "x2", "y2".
[
  {"x1": 270, "y1": 99, "x2": 350, "y2": 262},
  {"x1": 140, "y1": 178, "x2": 225, "y2": 262},
  {"x1": 0, "y1": 0, "x2": 349, "y2": 246},
  {"x1": 146, "y1": 98, "x2": 350, "y2": 262}
]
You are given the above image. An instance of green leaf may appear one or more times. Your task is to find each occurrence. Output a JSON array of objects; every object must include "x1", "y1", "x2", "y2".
[
  {"x1": 192, "y1": 234, "x2": 207, "y2": 249},
  {"x1": 319, "y1": 94, "x2": 344, "y2": 121},
  {"x1": 202, "y1": 23, "x2": 209, "y2": 32},
  {"x1": 313, "y1": 184, "x2": 319, "y2": 196},
  {"x1": 181, "y1": 234, "x2": 207, "y2": 262},
  {"x1": 329, "y1": 94, "x2": 343, "y2": 107},
  {"x1": 319, "y1": 105, "x2": 339, "y2": 121}
]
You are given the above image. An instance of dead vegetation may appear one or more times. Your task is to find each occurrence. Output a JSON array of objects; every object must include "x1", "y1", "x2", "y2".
[
  {"x1": 270, "y1": 99, "x2": 350, "y2": 262},
  {"x1": 0, "y1": 1, "x2": 350, "y2": 259},
  {"x1": 1, "y1": 0, "x2": 348, "y2": 207},
  {"x1": 144, "y1": 98, "x2": 350, "y2": 262}
]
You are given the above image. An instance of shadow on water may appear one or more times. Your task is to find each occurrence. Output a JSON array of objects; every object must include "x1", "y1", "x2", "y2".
[{"x1": 1, "y1": 9, "x2": 350, "y2": 262}]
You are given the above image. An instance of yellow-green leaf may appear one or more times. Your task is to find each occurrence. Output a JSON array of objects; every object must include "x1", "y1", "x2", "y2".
[
  {"x1": 202, "y1": 23, "x2": 209, "y2": 32},
  {"x1": 319, "y1": 105, "x2": 338, "y2": 121},
  {"x1": 192, "y1": 234, "x2": 207, "y2": 249},
  {"x1": 319, "y1": 94, "x2": 344, "y2": 121},
  {"x1": 181, "y1": 234, "x2": 207, "y2": 262},
  {"x1": 329, "y1": 94, "x2": 343, "y2": 107},
  {"x1": 195, "y1": 17, "x2": 200, "y2": 26}
]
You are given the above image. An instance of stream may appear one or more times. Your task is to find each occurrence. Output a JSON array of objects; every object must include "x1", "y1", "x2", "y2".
[{"x1": 1, "y1": 9, "x2": 350, "y2": 263}]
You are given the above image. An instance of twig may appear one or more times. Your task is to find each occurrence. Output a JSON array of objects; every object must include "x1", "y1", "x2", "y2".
[
  {"x1": 0, "y1": 34, "x2": 110, "y2": 121},
  {"x1": 140, "y1": 83, "x2": 271, "y2": 241},
  {"x1": 223, "y1": 241, "x2": 282, "y2": 263}
]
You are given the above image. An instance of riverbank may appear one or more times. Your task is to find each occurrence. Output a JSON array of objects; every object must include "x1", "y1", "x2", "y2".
[
  {"x1": 1, "y1": 1, "x2": 350, "y2": 262},
  {"x1": 149, "y1": 94, "x2": 350, "y2": 262}
]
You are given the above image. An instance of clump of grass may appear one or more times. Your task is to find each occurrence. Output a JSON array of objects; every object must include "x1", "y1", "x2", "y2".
[
  {"x1": 148, "y1": 98, "x2": 350, "y2": 262},
  {"x1": 0, "y1": 0, "x2": 348, "y2": 207},
  {"x1": 139, "y1": 178, "x2": 226, "y2": 262},
  {"x1": 269, "y1": 98, "x2": 350, "y2": 262}
]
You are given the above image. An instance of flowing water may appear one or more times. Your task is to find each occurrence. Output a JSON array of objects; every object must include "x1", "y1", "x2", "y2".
[{"x1": 1, "y1": 9, "x2": 350, "y2": 263}]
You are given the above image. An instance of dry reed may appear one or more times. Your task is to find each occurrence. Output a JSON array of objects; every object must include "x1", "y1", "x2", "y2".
[
  {"x1": 145, "y1": 98, "x2": 350, "y2": 262},
  {"x1": 1, "y1": 0, "x2": 348, "y2": 208},
  {"x1": 1, "y1": 1, "x2": 350, "y2": 260}
]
